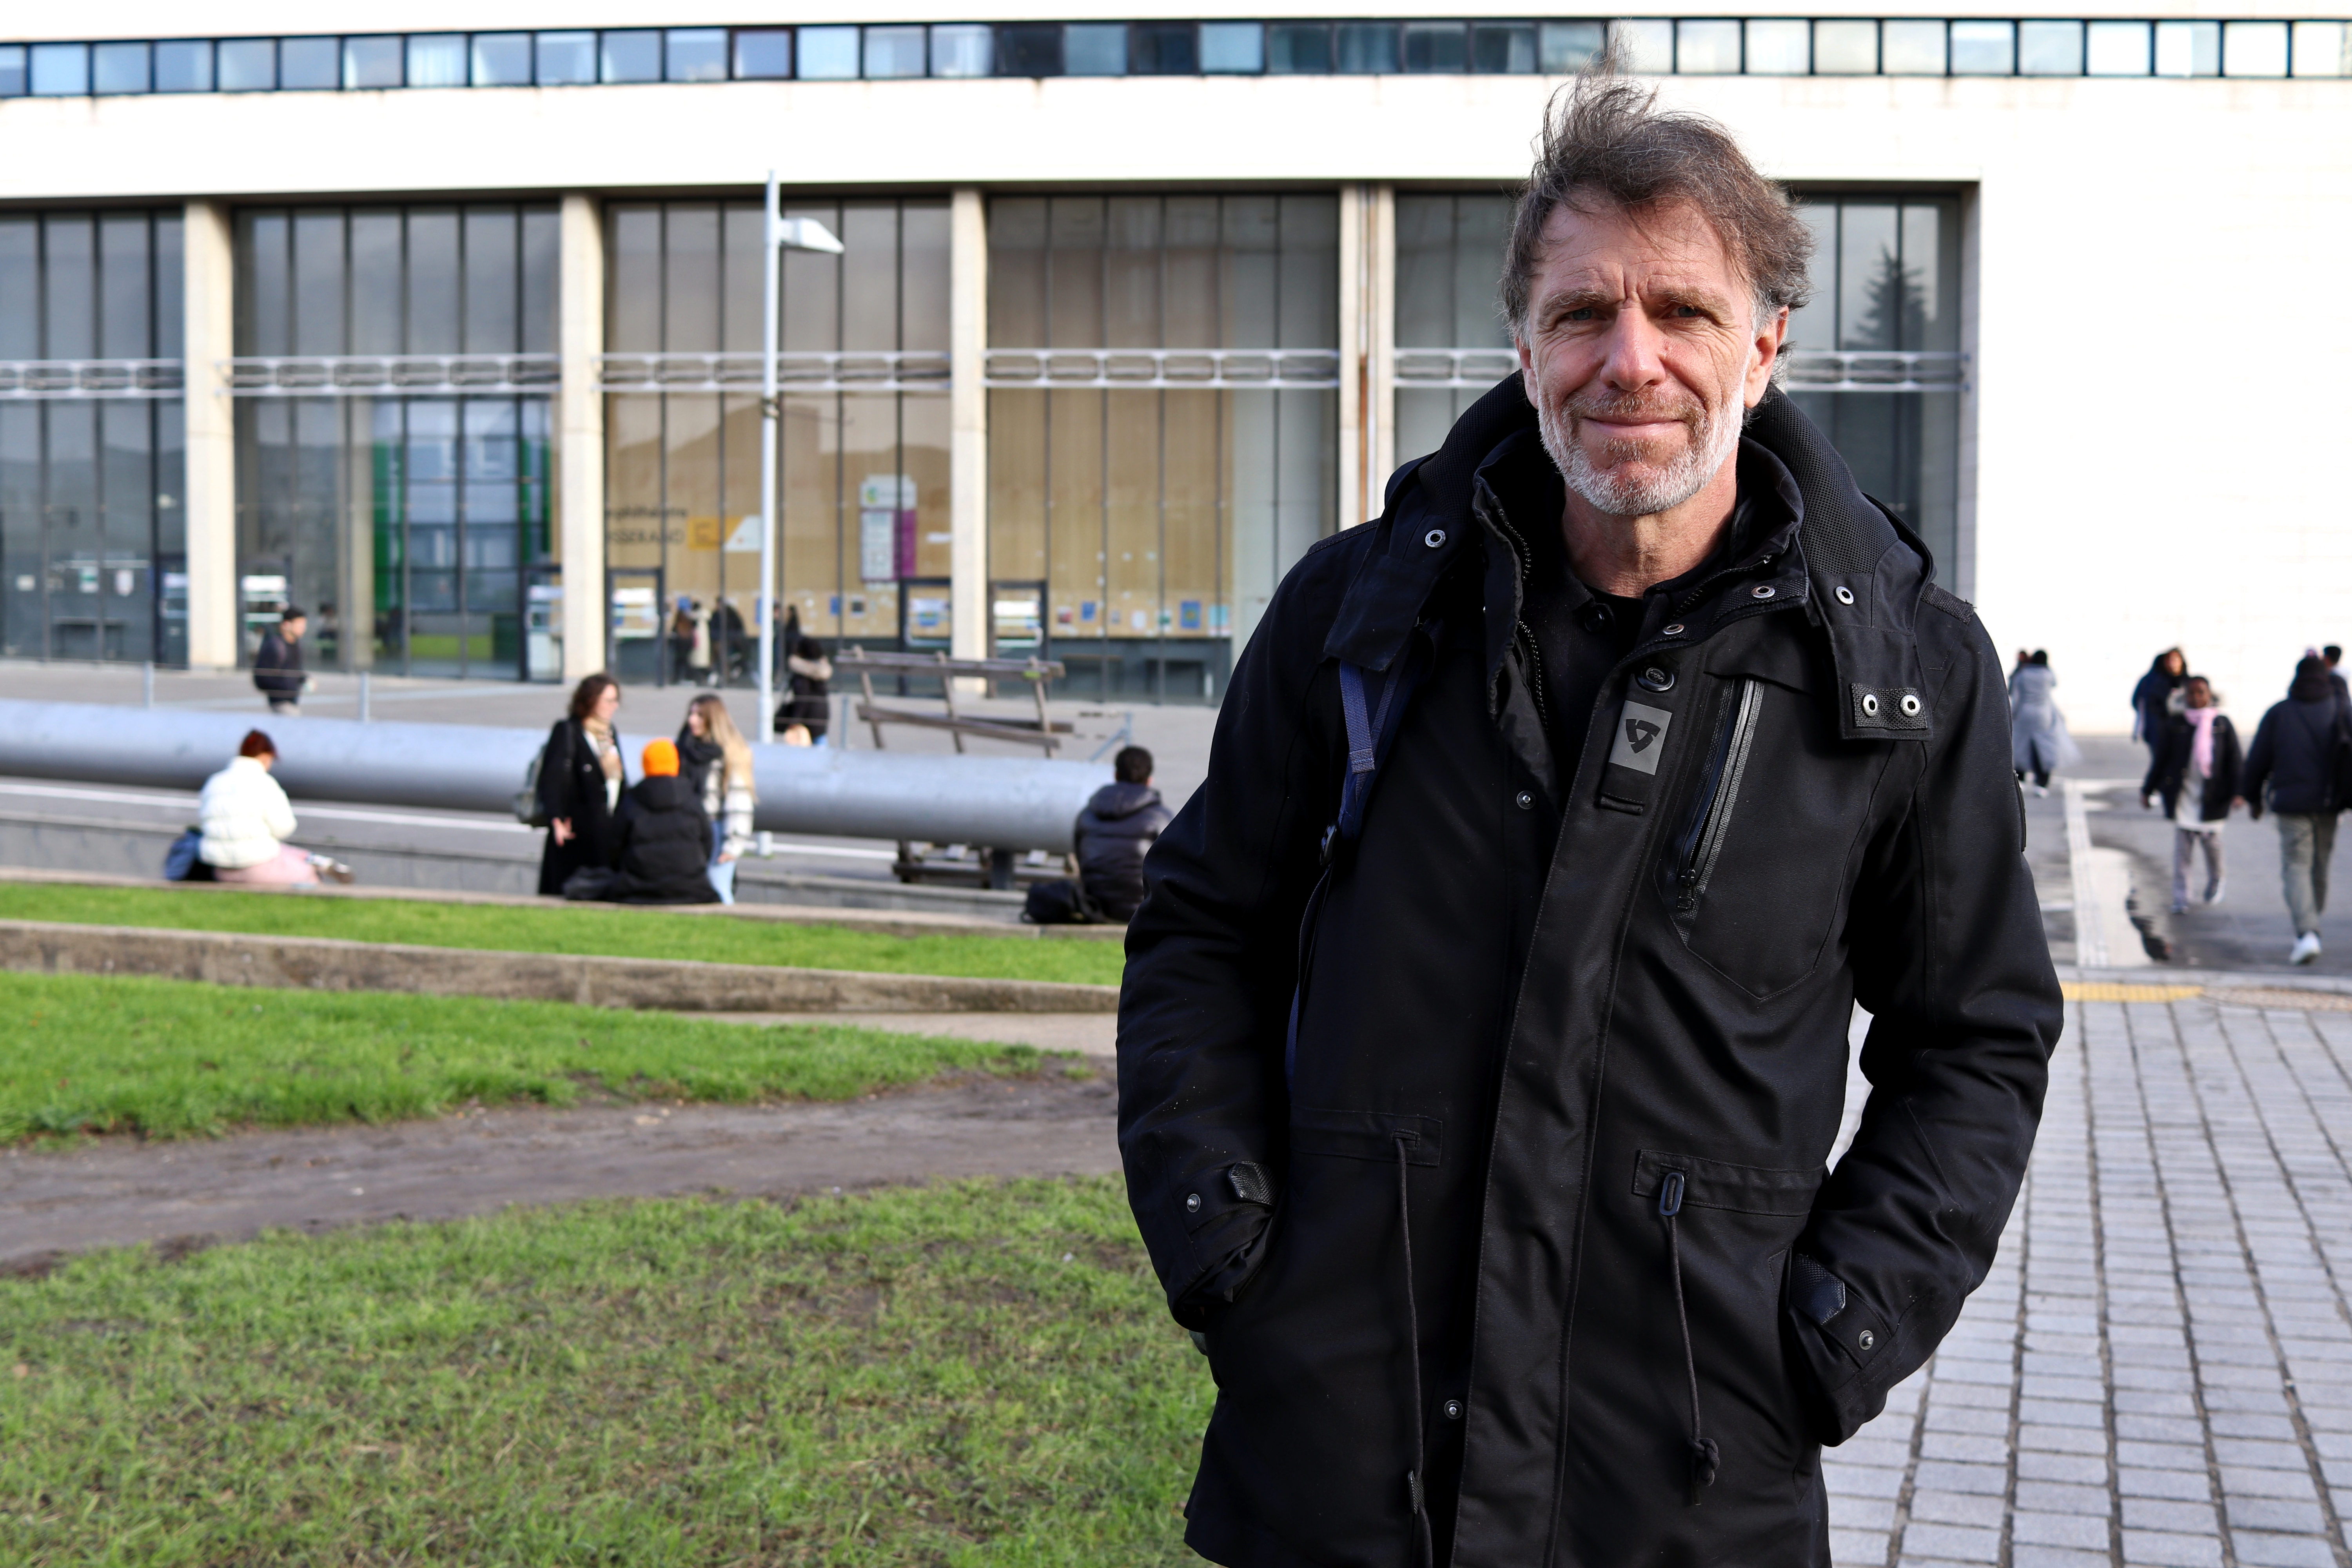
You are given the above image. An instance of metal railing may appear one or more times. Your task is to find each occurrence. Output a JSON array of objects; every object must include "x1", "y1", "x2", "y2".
[
  {"x1": 1393, "y1": 347, "x2": 1520, "y2": 388},
  {"x1": 983, "y1": 347, "x2": 1341, "y2": 390},
  {"x1": 0, "y1": 359, "x2": 184, "y2": 399},
  {"x1": 1391, "y1": 346, "x2": 1969, "y2": 394},
  {"x1": 597, "y1": 350, "x2": 951, "y2": 395},
  {"x1": 1782, "y1": 350, "x2": 1968, "y2": 392},
  {"x1": 223, "y1": 353, "x2": 561, "y2": 396}
]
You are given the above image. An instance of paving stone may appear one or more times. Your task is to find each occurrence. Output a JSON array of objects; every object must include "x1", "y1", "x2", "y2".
[
  {"x1": 2221, "y1": 1496, "x2": 2327, "y2": 1533},
  {"x1": 2122, "y1": 1497, "x2": 2220, "y2": 1532},
  {"x1": 2230, "y1": 1530, "x2": 2340, "y2": 1568},
  {"x1": 1897, "y1": 1521, "x2": 2002, "y2": 1560},
  {"x1": 1906, "y1": 1489, "x2": 2007, "y2": 1527},
  {"x1": 2119, "y1": 1528, "x2": 2227, "y2": 1566},
  {"x1": 2009, "y1": 1509, "x2": 2114, "y2": 1549}
]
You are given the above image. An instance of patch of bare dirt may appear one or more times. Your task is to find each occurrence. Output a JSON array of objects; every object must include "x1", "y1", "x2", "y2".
[{"x1": 0, "y1": 1069, "x2": 1119, "y2": 1269}]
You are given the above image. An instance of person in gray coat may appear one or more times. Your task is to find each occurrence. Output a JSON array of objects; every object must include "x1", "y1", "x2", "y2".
[{"x1": 2009, "y1": 649, "x2": 2068, "y2": 793}]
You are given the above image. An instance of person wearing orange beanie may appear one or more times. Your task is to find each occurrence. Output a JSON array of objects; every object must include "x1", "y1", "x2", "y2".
[{"x1": 604, "y1": 736, "x2": 715, "y2": 902}]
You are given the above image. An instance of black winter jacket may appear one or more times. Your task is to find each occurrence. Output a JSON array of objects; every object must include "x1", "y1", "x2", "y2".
[
  {"x1": 535, "y1": 719, "x2": 624, "y2": 898},
  {"x1": 2142, "y1": 712, "x2": 2242, "y2": 822},
  {"x1": 610, "y1": 775, "x2": 717, "y2": 904},
  {"x1": 1076, "y1": 781, "x2": 1172, "y2": 921},
  {"x1": 2243, "y1": 689, "x2": 2349, "y2": 817},
  {"x1": 1117, "y1": 379, "x2": 2061, "y2": 1568},
  {"x1": 252, "y1": 631, "x2": 304, "y2": 697}
]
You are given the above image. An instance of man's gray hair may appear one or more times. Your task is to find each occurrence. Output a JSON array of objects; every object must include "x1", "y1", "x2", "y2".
[{"x1": 1501, "y1": 65, "x2": 1815, "y2": 336}]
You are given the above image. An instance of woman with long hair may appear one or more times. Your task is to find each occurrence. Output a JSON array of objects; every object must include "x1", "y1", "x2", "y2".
[
  {"x1": 537, "y1": 673, "x2": 626, "y2": 897},
  {"x1": 679, "y1": 691, "x2": 757, "y2": 904}
]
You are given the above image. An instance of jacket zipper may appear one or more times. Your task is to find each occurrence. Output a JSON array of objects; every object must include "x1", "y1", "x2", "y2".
[
  {"x1": 1486, "y1": 506, "x2": 1555, "y2": 736},
  {"x1": 1674, "y1": 678, "x2": 1763, "y2": 919}
]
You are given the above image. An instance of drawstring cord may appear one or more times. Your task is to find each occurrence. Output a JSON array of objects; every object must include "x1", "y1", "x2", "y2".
[
  {"x1": 1658, "y1": 1171, "x2": 1720, "y2": 1506},
  {"x1": 1395, "y1": 1132, "x2": 1434, "y2": 1568}
]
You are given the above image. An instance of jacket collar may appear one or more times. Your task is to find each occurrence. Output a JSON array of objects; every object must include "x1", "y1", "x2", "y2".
[{"x1": 1325, "y1": 375, "x2": 1938, "y2": 741}]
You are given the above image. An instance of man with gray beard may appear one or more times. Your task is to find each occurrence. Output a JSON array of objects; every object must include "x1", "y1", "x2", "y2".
[{"x1": 1116, "y1": 65, "x2": 2060, "y2": 1568}]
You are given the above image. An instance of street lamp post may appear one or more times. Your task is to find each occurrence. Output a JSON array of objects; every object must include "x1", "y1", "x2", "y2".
[{"x1": 758, "y1": 171, "x2": 843, "y2": 742}]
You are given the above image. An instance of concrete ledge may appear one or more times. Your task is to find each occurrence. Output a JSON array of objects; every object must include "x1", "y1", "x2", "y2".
[{"x1": 0, "y1": 918, "x2": 1119, "y2": 1014}]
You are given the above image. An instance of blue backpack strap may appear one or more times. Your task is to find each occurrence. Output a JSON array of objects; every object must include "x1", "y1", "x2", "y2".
[{"x1": 1287, "y1": 625, "x2": 1438, "y2": 1088}]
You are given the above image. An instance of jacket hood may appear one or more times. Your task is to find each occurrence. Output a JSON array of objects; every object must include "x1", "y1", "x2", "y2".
[
  {"x1": 632, "y1": 775, "x2": 696, "y2": 809},
  {"x1": 1325, "y1": 374, "x2": 1937, "y2": 742},
  {"x1": 1087, "y1": 781, "x2": 1163, "y2": 820}
]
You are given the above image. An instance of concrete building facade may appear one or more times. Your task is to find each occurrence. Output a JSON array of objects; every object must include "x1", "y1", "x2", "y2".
[{"x1": 2, "y1": 1, "x2": 2345, "y2": 726}]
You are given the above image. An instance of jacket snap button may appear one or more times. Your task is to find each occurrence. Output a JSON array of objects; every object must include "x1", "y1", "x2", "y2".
[
  {"x1": 1857, "y1": 1329, "x2": 1875, "y2": 1351},
  {"x1": 1834, "y1": 586, "x2": 1855, "y2": 605},
  {"x1": 1185, "y1": 1192, "x2": 1201, "y2": 1213},
  {"x1": 1443, "y1": 1399, "x2": 1465, "y2": 1421},
  {"x1": 1900, "y1": 693, "x2": 1922, "y2": 717},
  {"x1": 1637, "y1": 667, "x2": 1674, "y2": 693},
  {"x1": 1750, "y1": 584, "x2": 1776, "y2": 600},
  {"x1": 1515, "y1": 791, "x2": 1534, "y2": 811},
  {"x1": 1861, "y1": 693, "x2": 1881, "y2": 716},
  {"x1": 1424, "y1": 528, "x2": 1447, "y2": 549},
  {"x1": 1661, "y1": 622, "x2": 1685, "y2": 637}
]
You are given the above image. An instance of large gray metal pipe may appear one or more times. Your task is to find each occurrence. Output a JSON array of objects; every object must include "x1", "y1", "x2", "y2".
[{"x1": 0, "y1": 700, "x2": 1109, "y2": 853}]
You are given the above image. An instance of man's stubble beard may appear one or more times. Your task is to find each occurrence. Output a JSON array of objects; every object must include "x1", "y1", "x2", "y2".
[{"x1": 1537, "y1": 379, "x2": 1746, "y2": 519}]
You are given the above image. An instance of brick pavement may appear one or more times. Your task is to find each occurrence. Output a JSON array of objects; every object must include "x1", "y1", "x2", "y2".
[{"x1": 1822, "y1": 989, "x2": 2352, "y2": 1568}]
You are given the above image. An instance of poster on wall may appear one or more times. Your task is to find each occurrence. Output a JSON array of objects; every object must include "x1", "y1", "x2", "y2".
[{"x1": 858, "y1": 474, "x2": 919, "y2": 584}]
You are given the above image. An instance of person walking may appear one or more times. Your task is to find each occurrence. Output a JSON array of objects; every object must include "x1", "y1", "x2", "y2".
[
  {"x1": 2009, "y1": 648, "x2": 2069, "y2": 793},
  {"x1": 2241, "y1": 654, "x2": 2350, "y2": 965},
  {"x1": 2141, "y1": 674, "x2": 2240, "y2": 914},
  {"x1": 1117, "y1": 72, "x2": 2060, "y2": 1568},
  {"x1": 252, "y1": 607, "x2": 309, "y2": 715},
  {"x1": 678, "y1": 693, "x2": 756, "y2": 905},
  {"x1": 2327, "y1": 644, "x2": 2348, "y2": 702},
  {"x1": 2131, "y1": 647, "x2": 2187, "y2": 762},
  {"x1": 536, "y1": 673, "x2": 626, "y2": 898},
  {"x1": 197, "y1": 730, "x2": 352, "y2": 884},
  {"x1": 608, "y1": 739, "x2": 720, "y2": 904},
  {"x1": 778, "y1": 606, "x2": 833, "y2": 742}
]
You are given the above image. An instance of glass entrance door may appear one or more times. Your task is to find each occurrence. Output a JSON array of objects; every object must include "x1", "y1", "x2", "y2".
[{"x1": 608, "y1": 566, "x2": 666, "y2": 687}]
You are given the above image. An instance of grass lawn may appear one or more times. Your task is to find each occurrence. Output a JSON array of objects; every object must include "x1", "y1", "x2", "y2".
[
  {"x1": 0, "y1": 1177, "x2": 1209, "y2": 1565},
  {"x1": 0, "y1": 884, "x2": 1125, "y2": 989},
  {"x1": 0, "y1": 971, "x2": 1069, "y2": 1143}
]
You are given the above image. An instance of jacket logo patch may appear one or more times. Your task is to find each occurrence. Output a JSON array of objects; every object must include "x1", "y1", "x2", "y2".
[{"x1": 1610, "y1": 701, "x2": 1674, "y2": 775}]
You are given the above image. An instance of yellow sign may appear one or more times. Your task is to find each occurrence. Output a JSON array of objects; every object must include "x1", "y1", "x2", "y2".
[{"x1": 686, "y1": 516, "x2": 722, "y2": 550}]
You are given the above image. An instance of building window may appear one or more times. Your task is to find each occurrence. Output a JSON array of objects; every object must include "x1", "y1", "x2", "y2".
[
  {"x1": 1392, "y1": 193, "x2": 1516, "y2": 467},
  {"x1": 0, "y1": 211, "x2": 187, "y2": 666},
  {"x1": 604, "y1": 199, "x2": 950, "y2": 686},
  {"x1": 92, "y1": 41, "x2": 151, "y2": 94},
  {"x1": 1785, "y1": 195, "x2": 1964, "y2": 579},
  {"x1": 987, "y1": 194, "x2": 1338, "y2": 701},
  {"x1": 155, "y1": 39, "x2": 214, "y2": 93},
  {"x1": 232, "y1": 204, "x2": 559, "y2": 679},
  {"x1": 733, "y1": 29, "x2": 792, "y2": 79},
  {"x1": 1065, "y1": 24, "x2": 1128, "y2": 76},
  {"x1": 930, "y1": 25, "x2": 992, "y2": 77},
  {"x1": 666, "y1": 29, "x2": 728, "y2": 82},
  {"x1": 535, "y1": 32, "x2": 595, "y2": 85}
]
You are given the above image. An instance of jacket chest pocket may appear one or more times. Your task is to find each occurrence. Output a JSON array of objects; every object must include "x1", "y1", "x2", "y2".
[{"x1": 1658, "y1": 676, "x2": 1880, "y2": 998}]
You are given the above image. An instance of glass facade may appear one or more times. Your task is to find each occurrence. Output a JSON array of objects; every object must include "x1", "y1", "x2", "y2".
[
  {"x1": 0, "y1": 210, "x2": 186, "y2": 664},
  {"x1": 6, "y1": 17, "x2": 2339, "y2": 93},
  {"x1": 987, "y1": 194, "x2": 1337, "y2": 701},
  {"x1": 232, "y1": 204, "x2": 558, "y2": 676},
  {"x1": 1394, "y1": 192, "x2": 1515, "y2": 462},
  {"x1": 604, "y1": 199, "x2": 949, "y2": 686},
  {"x1": 1784, "y1": 196, "x2": 1963, "y2": 575}
]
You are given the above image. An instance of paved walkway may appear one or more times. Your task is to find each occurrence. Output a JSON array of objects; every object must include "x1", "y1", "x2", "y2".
[{"x1": 1824, "y1": 984, "x2": 2352, "y2": 1568}]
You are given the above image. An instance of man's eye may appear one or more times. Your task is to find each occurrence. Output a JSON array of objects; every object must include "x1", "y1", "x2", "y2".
[{"x1": 1563, "y1": 307, "x2": 1597, "y2": 323}]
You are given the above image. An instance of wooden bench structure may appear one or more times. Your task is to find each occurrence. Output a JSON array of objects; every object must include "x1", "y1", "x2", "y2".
[{"x1": 835, "y1": 648, "x2": 1072, "y2": 755}]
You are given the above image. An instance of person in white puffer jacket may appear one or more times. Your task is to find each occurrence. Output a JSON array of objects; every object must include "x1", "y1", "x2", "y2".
[{"x1": 198, "y1": 730, "x2": 351, "y2": 885}]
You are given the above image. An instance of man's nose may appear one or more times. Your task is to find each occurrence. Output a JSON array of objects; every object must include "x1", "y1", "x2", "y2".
[{"x1": 1596, "y1": 309, "x2": 1667, "y2": 392}]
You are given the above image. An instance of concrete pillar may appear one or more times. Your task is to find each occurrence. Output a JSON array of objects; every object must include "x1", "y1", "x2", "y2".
[
  {"x1": 1338, "y1": 184, "x2": 1367, "y2": 531},
  {"x1": 557, "y1": 192, "x2": 606, "y2": 682},
  {"x1": 1366, "y1": 184, "x2": 1397, "y2": 510},
  {"x1": 181, "y1": 199, "x2": 237, "y2": 670},
  {"x1": 949, "y1": 188, "x2": 989, "y2": 671}
]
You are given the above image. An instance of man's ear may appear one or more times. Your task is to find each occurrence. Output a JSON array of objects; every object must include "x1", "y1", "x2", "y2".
[
  {"x1": 1516, "y1": 334, "x2": 1539, "y2": 404},
  {"x1": 1744, "y1": 305, "x2": 1791, "y2": 407}
]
